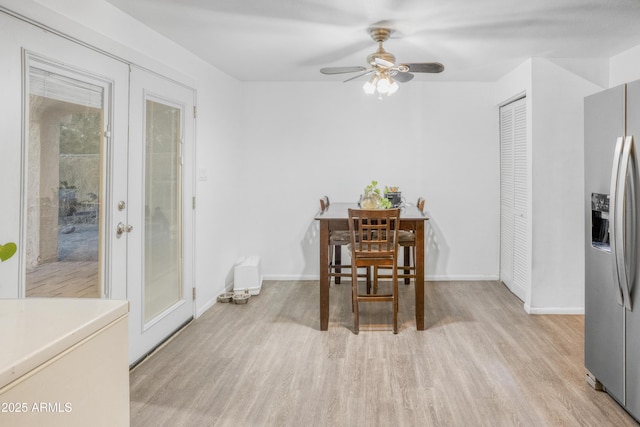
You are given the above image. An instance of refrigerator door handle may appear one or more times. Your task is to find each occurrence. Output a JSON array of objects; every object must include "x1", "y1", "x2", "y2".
[
  {"x1": 610, "y1": 136, "x2": 625, "y2": 306},
  {"x1": 618, "y1": 135, "x2": 637, "y2": 311}
]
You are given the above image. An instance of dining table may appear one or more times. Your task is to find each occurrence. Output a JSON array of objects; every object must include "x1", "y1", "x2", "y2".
[{"x1": 314, "y1": 202, "x2": 429, "y2": 331}]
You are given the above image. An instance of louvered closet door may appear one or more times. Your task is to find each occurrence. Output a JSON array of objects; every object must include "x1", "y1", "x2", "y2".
[
  {"x1": 500, "y1": 106, "x2": 515, "y2": 289},
  {"x1": 500, "y1": 97, "x2": 528, "y2": 301}
]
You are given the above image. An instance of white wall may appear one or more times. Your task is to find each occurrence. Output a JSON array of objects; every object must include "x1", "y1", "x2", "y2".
[
  {"x1": 236, "y1": 81, "x2": 499, "y2": 281},
  {"x1": 421, "y1": 83, "x2": 500, "y2": 280},
  {"x1": 494, "y1": 59, "x2": 534, "y2": 305},
  {"x1": 493, "y1": 58, "x2": 604, "y2": 314},
  {"x1": 529, "y1": 58, "x2": 602, "y2": 313},
  {"x1": 191, "y1": 70, "x2": 243, "y2": 315}
]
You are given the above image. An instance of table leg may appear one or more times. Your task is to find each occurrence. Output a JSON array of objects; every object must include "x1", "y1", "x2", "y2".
[
  {"x1": 320, "y1": 221, "x2": 329, "y2": 331},
  {"x1": 335, "y1": 246, "x2": 341, "y2": 284},
  {"x1": 415, "y1": 221, "x2": 425, "y2": 330}
]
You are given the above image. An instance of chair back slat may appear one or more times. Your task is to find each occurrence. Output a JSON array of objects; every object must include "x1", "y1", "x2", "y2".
[{"x1": 348, "y1": 208, "x2": 400, "y2": 257}]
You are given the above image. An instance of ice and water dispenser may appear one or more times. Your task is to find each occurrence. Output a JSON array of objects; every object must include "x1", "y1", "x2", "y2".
[{"x1": 591, "y1": 193, "x2": 610, "y2": 251}]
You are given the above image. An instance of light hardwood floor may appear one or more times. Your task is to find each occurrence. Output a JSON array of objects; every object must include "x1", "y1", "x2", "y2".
[{"x1": 130, "y1": 280, "x2": 639, "y2": 426}]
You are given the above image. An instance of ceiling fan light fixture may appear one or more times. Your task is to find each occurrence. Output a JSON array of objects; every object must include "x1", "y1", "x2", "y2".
[
  {"x1": 388, "y1": 79, "x2": 399, "y2": 95},
  {"x1": 377, "y1": 76, "x2": 391, "y2": 94},
  {"x1": 362, "y1": 75, "x2": 378, "y2": 95},
  {"x1": 363, "y1": 72, "x2": 398, "y2": 97},
  {"x1": 320, "y1": 26, "x2": 444, "y2": 98}
]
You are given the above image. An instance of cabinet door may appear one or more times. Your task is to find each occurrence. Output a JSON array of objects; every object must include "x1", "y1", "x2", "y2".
[{"x1": 0, "y1": 316, "x2": 129, "y2": 426}]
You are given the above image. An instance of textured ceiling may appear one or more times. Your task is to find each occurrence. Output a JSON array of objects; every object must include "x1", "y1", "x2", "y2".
[{"x1": 105, "y1": 0, "x2": 640, "y2": 82}]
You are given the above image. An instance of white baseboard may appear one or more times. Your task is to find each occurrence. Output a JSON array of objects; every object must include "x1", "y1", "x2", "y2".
[
  {"x1": 424, "y1": 274, "x2": 500, "y2": 281},
  {"x1": 525, "y1": 305, "x2": 585, "y2": 315},
  {"x1": 262, "y1": 274, "x2": 500, "y2": 282}
]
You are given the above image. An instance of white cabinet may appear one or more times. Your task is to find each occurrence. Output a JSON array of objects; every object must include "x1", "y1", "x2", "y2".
[{"x1": 0, "y1": 299, "x2": 129, "y2": 426}]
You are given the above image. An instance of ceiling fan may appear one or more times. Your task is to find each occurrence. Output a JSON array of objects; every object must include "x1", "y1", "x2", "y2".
[{"x1": 320, "y1": 27, "x2": 444, "y2": 97}]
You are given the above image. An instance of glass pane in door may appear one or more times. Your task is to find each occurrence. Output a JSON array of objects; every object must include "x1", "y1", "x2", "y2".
[
  {"x1": 144, "y1": 99, "x2": 182, "y2": 323},
  {"x1": 26, "y1": 67, "x2": 104, "y2": 298}
]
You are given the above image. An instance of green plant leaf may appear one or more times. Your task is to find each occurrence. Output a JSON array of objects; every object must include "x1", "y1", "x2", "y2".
[
  {"x1": 0, "y1": 242, "x2": 17, "y2": 262},
  {"x1": 379, "y1": 198, "x2": 392, "y2": 209}
]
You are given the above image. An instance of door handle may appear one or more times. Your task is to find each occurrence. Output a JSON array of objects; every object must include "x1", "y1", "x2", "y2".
[
  {"x1": 610, "y1": 136, "x2": 625, "y2": 306},
  {"x1": 618, "y1": 135, "x2": 636, "y2": 311},
  {"x1": 116, "y1": 222, "x2": 133, "y2": 236}
]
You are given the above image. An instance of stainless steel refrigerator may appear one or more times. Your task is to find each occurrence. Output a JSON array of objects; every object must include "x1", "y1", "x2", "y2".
[{"x1": 585, "y1": 80, "x2": 640, "y2": 421}]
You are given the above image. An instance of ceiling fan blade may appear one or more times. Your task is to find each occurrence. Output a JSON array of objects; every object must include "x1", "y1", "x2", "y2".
[
  {"x1": 320, "y1": 66, "x2": 367, "y2": 75},
  {"x1": 374, "y1": 57, "x2": 395, "y2": 68},
  {"x1": 402, "y1": 62, "x2": 445, "y2": 73},
  {"x1": 343, "y1": 70, "x2": 374, "y2": 83},
  {"x1": 393, "y1": 72, "x2": 414, "y2": 83}
]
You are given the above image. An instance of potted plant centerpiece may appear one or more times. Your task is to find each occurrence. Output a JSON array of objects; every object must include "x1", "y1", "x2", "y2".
[{"x1": 360, "y1": 180, "x2": 392, "y2": 209}]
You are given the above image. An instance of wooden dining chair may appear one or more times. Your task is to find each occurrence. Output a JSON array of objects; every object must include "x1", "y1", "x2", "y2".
[
  {"x1": 399, "y1": 197, "x2": 425, "y2": 284},
  {"x1": 320, "y1": 196, "x2": 350, "y2": 284},
  {"x1": 348, "y1": 208, "x2": 401, "y2": 334}
]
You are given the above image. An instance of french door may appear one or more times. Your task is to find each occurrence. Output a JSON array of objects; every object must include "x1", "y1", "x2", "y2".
[
  {"x1": 22, "y1": 48, "x2": 129, "y2": 302},
  {"x1": 127, "y1": 66, "x2": 195, "y2": 365},
  {"x1": 15, "y1": 17, "x2": 194, "y2": 364}
]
